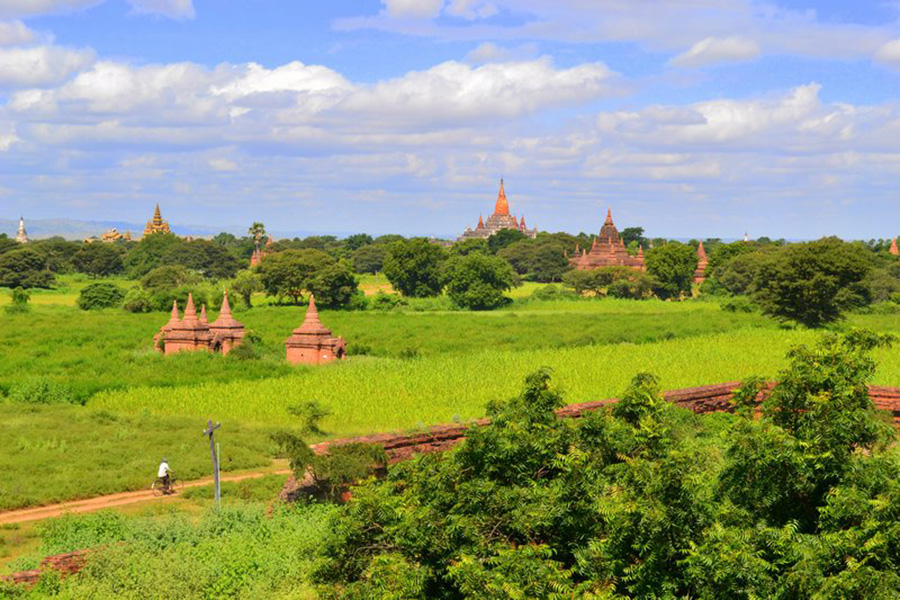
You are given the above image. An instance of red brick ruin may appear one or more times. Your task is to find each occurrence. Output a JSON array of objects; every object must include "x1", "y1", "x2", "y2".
[
  {"x1": 891, "y1": 238, "x2": 899, "y2": 256},
  {"x1": 571, "y1": 209, "x2": 646, "y2": 271},
  {"x1": 154, "y1": 291, "x2": 245, "y2": 355},
  {"x1": 285, "y1": 294, "x2": 347, "y2": 365},
  {"x1": 693, "y1": 241, "x2": 709, "y2": 284}
]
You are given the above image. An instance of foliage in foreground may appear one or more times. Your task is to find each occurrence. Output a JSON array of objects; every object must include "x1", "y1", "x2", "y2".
[{"x1": 315, "y1": 332, "x2": 900, "y2": 598}]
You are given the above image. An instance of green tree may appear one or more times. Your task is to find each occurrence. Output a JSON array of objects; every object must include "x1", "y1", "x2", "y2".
[
  {"x1": 645, "y1": 242, "x2": 697, "y2": 300},
  {"x1": 344, "y1": 233, "x2": 374, "y2": 252},
  {"x1": 258, "y1": 248, "x2": 358, "y2": 306},
  {"x1": 563, "y1": 266, "x2": 652, "y2": 298},
  {"x1": 751, "y1": 237, "x2": 872, "y2": 327},
  {"x1": 621, "y1": 226, "x2": 646, "y2": 247},
  {"x1": 0, "y1": 248, "x2": 55, "y2": 289},
  {"x1": 382, "y1": 238, "x2": 447, "y2": 298},
  {"x1": 486, "y1": 228, "x2": 527, "y2": 254},
  {"x1": 449, "y1": 238, "x2": 489, "y2": 257},
  {"x1": 77, "y1": 282, "x2": 126, "y2": 310},
  {"x1": 123, "y1": 233, "x2": 182, "y2": 278},
  {"x1": 163, "y1": 239, "x2": 240, "y2": 279},
  {"x1": 499, "y1": 238, "x2": 571, "y2": 282},
  {"x1": 248, "y1": 222, "x2": 267, "y2": 247},
  {"x1": 30, "y1": 237, "x2": 81, "y2": 273},
  {"x1": 442, "y1": 252, "x2": 517, "y2": 310},
  {"x1": 72, "y1": 243, "x2": 124, "y2": 278},
  {"x1": 0, "y1": 234, "x2": 18, "y2": 255},
  {"x1": 230, "y1": 270, "x2": 263, "y2": 308},
  {"x1": 350, "y1": 244, "x2": 388, "y2": 274},
  {"x1": 140, "y1": 265, "x2": 200, "y2": 291}
]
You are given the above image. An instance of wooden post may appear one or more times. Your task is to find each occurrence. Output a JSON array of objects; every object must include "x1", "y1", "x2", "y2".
[{"x1": 203, "y1": 420, "x2": 222, "y2": 509}]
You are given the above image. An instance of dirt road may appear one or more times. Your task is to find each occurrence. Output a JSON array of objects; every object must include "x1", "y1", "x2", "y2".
[{"x1": 0, "y1": 468, "x2": 291, "y2": 525}]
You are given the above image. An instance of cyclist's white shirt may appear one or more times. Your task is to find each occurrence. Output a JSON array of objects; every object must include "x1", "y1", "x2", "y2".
[{"x1": 158, "y1": 462, "x2": 170, "y2": 478}]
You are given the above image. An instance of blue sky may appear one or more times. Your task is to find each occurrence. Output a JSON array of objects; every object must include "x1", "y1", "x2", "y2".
[{"x1": 1, "y1": 0, "x2": 899, "y2": 239}]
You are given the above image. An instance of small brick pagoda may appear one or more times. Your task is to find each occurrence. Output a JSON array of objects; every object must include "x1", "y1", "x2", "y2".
[
  {"x1": 208, "y1": 291, "x2": 245, "y2": 355},
  {"x1": 285, "y1": 295, "x2": 347, "y2": 365},
  {"x1": 154, "y1": 292, "x2": 245, "y2": 355},
  {"x1": 144, "y1": 204, "x2": 172, "y2": 236},
  {"x1": 459, "y1": 179, "x2": 538, "y2": 240},
  {"x1": 693, "y1": 241, "x2": 709, "y2": 284},
  {"x1": 891, "y1": 238, "x2": 899, "y2": 256},
  {"x1": 570, "y1": 209, "x2": 645, "y2": 271}
]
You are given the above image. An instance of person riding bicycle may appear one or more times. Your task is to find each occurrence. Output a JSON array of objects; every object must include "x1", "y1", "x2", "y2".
[{"x1": 158, "y1": 458, "x2": 173, "y2": 493}]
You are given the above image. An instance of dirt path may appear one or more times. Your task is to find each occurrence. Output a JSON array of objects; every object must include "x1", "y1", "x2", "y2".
[{"x1": 0, "y1": 468, "x2": 292, "y2": 526}]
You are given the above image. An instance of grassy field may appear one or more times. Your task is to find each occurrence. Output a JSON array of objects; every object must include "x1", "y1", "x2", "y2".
[{"x1": 2, "y1": 282, "x2": 900, "y2": 511}]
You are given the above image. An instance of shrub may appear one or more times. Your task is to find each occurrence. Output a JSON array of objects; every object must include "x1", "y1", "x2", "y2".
[
  {"x1": 7, "y1": 377, "x2": 78, "y2": 405},
  {"x1": 721, "y1": 295, "x2": 756, "y2": 313},
  {"x1": 122, "y1": 288, "x2": 154, "y2": 313},
  {"x1": 371, "y1": 291, "x2": 408, "y2": 311},
  {"x1": 4, "y1": 287, "x2": 30, "y2": 314},
  {"x1": 382, "y1": 239, "x2": 447, "y2": 298},
  {"x1": 77, "y1": 283, "x2": 126, "y2": 310},
  {"x1": 645, "y1": 242, "x2": 697, "y2": 300},
  {"x1": 0, "y1": 247, "x2": 55, "y2": 289},
  {"x1": 443, "y1": 253, "x2": 518, "y2": 310}
]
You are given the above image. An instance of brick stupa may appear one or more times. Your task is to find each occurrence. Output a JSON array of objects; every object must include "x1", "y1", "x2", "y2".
[
  {"x1": 693, "y1": 241, "x2": 709, "y2": 284},
  {"x1": 162, "y1": 293, "x2": 212, "y2": 354},
  {"x1": 209, "y1": 291, "x2": 245, "y2": 355},
  {"x1": 285, "y1": 295, "x2": 346, "y2": 365},
  {"x1": 154, "y1": 300, "x2": 182, "y2": 353},
  {"x1": 891, "y1": 238, "x2": 899, "y2": 256},
  {"x1": 571, "y1": 209, "x2": 645, "y2": 271}
]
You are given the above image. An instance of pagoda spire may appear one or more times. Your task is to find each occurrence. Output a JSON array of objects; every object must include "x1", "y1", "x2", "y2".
[
  {"x1": 493, "y1": 179, "x2": 510, "y2": 216},
  {"x1": 199, "y1": 304, "x2": 208, "y2": 325},
  {"x1": 16, "y1": 216, "x2": 28, "y2": 244},
  {"x1": 182, "y1": 293, "x2": 199, "y2": 325},
  {"x1": 697, "y1": 240, "x2": 707, "y2": 260},
  {"x1": 153, "y1": 204, "x2": 162, "y2": 223},
  {"x1": 292, "y1": 294, "x2": 331, "y2": 335},
  {"x1": 220, "y1": 289, "x2": 233, "y2": 317},
  {"x1": 167, "y1": 300, "x2": 181, "y2": 327},
  {"x1": 604, "y1": 208, "x2": 613, "y2": 224},
  {"x1": 890, "y1": 238, "x2": 899, "y2": 256}
]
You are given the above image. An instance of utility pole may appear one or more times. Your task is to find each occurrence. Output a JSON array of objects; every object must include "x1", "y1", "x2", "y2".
[{"x1": 203, "y1": 420, "x2": 222, "y2": 509}]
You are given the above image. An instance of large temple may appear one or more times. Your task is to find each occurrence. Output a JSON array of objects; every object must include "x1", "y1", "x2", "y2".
[
  {"x1": 144, "y1": 204, "x2": 172, "y2": 236},
  {"x1": 570, "y1": 209, "x2": 645, "y2": 271},
  {"x1": 459, "y1": 180, "x2": 537, "y2": 240}
]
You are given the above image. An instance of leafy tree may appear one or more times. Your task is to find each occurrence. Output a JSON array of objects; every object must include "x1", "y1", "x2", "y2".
[
  {"x1": 163, "y1": 239, "x2": 240, "y2": 279},
  {"x1": 344, "y1": 233, "x2": 374, "y2": 252},
  {"x1": 308, "y1": 260, "x2": 360, "y2": 308},
  {"x1": 751, "y1": 237, "x2": 872, "y2": 327},
  {"x1": 486, "y1": 228, "x2": 527, "y2": 254},
  {"x1": 123, "y1": 233, "x2": 182, "y2": 278},
  {"x1": 0, "y1": 247, "x2": 55, "y2": 289},
  {"x1": 563, "y1": 266, "x2": 653, "y2": 299},
  {"x1": 0, "y1": 234, "x2": 18, "y2": 255},
  {"x1": 449, "y1": 238, "x2": 489, "y2": 257},
  {"x1": 230, "y1": 270, "x2": 263, "y2": 308},
  {"x1": 382, "y1": 238, "x2": 447, "y2": 298},
  {"x1": 374, "y1": 234, "x2": 405, "y2": 245},
  {"x1": 72, "y1": 243, "x2": 124, "y2": 278},
  {"x1": 140, "y1": 265, "x2": 200, "y2": 291},
  {"x1": 499, "y1": 238, "x2": 571, "y2": 282},
  {"x1": 258, "y1": 248, "x2": 358, "y2": 306},
  {"x1": 212, "y1": 232, "x2": 237, "y2": 246},
  {"x1": 645, "y1": 242, "x2": 697, "y2": 300},
  {"x1": 247, "y1": 222, "x2": 267, "y2": 246},
  {"x1": 77, "y1": 282, "x2": 126, "y2": 310},
  {"x1": 442, "y1": 252, "x2": 517, "y2": 310},
  {"x1": 30, "y1": 237, "x2": 81, "y2": 273},
  {"x1": 350, "y1": 244, "x2": 388, "y2": 274},
  {"x1": 621, "y1": 226, "x2": 646, "y2": 247}
]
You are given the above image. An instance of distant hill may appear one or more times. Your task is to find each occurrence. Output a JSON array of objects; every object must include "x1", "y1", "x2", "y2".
[{"x1": 0, "y1": 218, "x2": 364, "y2": 241}]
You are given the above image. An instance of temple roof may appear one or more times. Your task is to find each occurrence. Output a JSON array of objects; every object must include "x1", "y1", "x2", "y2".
[
  {"x1": 697, "y1": 241, "x2": 707, "y2": 260},
  {"x1": 210, "y1": 290, "x2": 244, "y2": 330},
  {"x1": 291, "y1": 295, "x2": 332, "y2": 337},
  {"x1": 165, "y1": 300, "x2": 181, "y2": 329},
  {"x1": 493, "y1": 179, "x2": 509, "y2": 216}
]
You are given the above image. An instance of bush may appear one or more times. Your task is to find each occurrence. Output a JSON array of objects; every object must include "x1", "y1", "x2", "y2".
[
  {"x1": 6, "y1": 377, "x2": 78, "y2": 405},
  {"x1": 645, "y1": 242, "x2": 697, "y2": 300},
  {"x1": 721, "y1": 295, "x2": 756, "y2": 313},
  {"x1": 122, "y1": 288, "x2": 154, "y2": 313},
  {"x1": 370, "y1": 291, "x2": 408, "y2": 311},
  {"x1": 382, "y1": 239, "x2": 447, "y2": 298},
  {"x1": 4, "y1": 287, "x2": 30, "y2": 314},
  {"x1": 443, "y1": 252, "x2": 518, "y2": 310},
  {"x1": 77, "y1": 283, "x2": 126, "y2": 310},
  {"x1": 0, "y1": 247, "x2": 55, "y2": 289}
]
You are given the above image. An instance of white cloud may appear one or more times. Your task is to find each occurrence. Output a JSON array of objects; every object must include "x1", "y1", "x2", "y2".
[
  {"x1": 670, "y1": 36, "x2": 760, "y2": 68},
  {"x1": 446, "y1": 0, "x2": 498, "y2": 19},
  {"x1": 208, "y1": 157, "x2": 237, "y2": 171},
  {"x1": 0, "y1": 45, "x2": 94, "y2": 87},
  {"x1": 0, "y1": 121, "x2": 19, "y2": 150},
  {"x1": 382, "y1": 0, "x2": 443, "y2": 19},
  {"x1": 0, "y1": 0, "x2": 101, "y2": 19},
  {"x1": 0, "y1": 20, "x2": 34, "y2": 45},
  {"x1": 127, "y1": 0, "x2": 194, "y2": 20},
  {"x1": 875, "y1": 39, "x2": 900, "y2": 66},
  {"x1": 464, "y1": 42, "x2": 538, "y2": 63}
]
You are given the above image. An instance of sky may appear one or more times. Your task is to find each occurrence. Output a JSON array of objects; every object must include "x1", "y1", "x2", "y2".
[{"x1": 0, "y1": 0, "x2": 899, "y2": 239}]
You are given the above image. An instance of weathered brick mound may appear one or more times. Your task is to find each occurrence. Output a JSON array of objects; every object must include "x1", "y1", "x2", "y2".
[
  {"x1": 281, "y1": 382, "x2": 900, "y2": 501},
  {"x1": 3, "y1": 550, "x2": 87, "y2": 587}
]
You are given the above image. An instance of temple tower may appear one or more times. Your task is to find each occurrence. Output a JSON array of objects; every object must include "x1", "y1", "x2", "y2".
[
  {"x1": 891, "y1": 238, "x2": 899, "y2": 256},
  {"x1": 571, "y1": 208, "x2": 645, "y2": 271},
  {"x1": 459, "y1": 179, "x2": 538, "y2": 240},
  {"x1": 16, "y1": 217, "x2": 28, "y2": 244},
  {"x1": 163, "y1": 293, "x2": 211, "y2": 354},
  {"x1": 209, "y1": 291, "x2": 245, "y2": 355},
  {"x1": 693, "y1": 241, "x2": 709, "y2": 284},
  {"x1": 285, "y1": 295, "x2": 347, "y2": 365},
  {"x1": 144, "y1": 204, "x2": 172, "y2": 236}
]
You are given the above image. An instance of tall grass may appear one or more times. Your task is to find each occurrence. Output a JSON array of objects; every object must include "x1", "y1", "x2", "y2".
[{"x1": 91, "y1": 328, "x2": 900, "y2": 436}]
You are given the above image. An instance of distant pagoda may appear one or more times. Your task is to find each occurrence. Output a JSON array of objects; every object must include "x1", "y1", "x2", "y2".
[
  {"x1": 570, "y1": 209, "x2": 645, "y2": 271},
  {"x1": 144, "y1": 204, "x2": 172, "y2": 236},
  {"x1": 459, "y1": 179, "x2": 537, "y2": 241},
  {"x1": 891, "y1": 238, "x2": 899, "y2": 256},
  {"x1": 16, "y1": 217, "x2": 28, "y2": 244}
]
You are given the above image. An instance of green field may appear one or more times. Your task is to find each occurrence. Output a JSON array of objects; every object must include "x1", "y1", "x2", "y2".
[{"x1": 2, "y1": 283, "x2": 900, "y2": 512}]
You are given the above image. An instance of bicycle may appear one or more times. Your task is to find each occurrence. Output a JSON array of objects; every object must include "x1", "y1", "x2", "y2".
[{"x1": 151, "y1": 473, "x2": 182, "y2": 496}]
